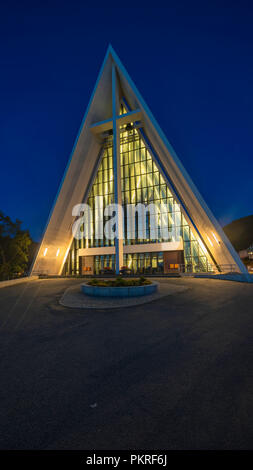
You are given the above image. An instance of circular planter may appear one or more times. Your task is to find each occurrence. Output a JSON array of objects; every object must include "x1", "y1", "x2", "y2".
[{"x1": 81, "y1": 282, "x2": 158, "y2": 298}]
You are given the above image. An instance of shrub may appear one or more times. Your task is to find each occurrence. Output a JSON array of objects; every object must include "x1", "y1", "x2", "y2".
[{"x1": 87, "y1": 277, "x2": 151, "y2": 287}]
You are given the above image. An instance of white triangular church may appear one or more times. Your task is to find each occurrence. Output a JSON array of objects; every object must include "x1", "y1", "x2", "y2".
[{"x1": 31, "y1": 46, "x2": 246, "y2": 276}]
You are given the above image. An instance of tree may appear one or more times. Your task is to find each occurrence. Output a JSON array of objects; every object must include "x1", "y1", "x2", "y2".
[{"x1": 0, "y1": 211, "x2": 32, "y2": 281}]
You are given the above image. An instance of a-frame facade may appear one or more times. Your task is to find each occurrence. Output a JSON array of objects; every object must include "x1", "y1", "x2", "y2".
[{"x1": 31, "y1": 46, "x2": 247, "y2": 276}]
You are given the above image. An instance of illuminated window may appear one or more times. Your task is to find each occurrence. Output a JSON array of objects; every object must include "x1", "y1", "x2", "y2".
[{"x1": 64, "y1": 101, "x2": 212, "y2": 275}]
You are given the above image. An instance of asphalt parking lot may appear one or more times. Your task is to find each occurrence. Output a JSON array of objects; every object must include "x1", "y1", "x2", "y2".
[{"x1": 0, "y1": 277, "x2": 252, "y2": 450}]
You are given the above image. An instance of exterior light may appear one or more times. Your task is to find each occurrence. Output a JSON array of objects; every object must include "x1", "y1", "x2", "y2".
[
  {"x1": 43, "y1": 248, "x2": 48, "y2": 257},
  {"x1": 207, "y1": 236, "x2": 213, "y2": 246},
  {"x1": 56, "y1": 249, "x2": 60, "y2": 257},
  {"x1": 62, "y1": 249, "x2": 69, "y2": 265},
  {"x1": 199, "y1": 240, "x2": 208, "y2": 255},
  {"x1": 212, "y1": 232, "x2": 219, "y2": 244}
]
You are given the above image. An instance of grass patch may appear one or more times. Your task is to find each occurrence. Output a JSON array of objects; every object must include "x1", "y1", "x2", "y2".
[{"x1": 87, "y1": 276, "x2": 152, "y2": 287}]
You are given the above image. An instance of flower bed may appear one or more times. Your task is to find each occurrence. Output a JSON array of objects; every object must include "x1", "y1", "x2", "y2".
[
  {"x1": 81, "y1": 277, "x2": 157, "y2": 298},
  {"x1": 88, "y1": 277, "x2": 151, "y2": 287}
]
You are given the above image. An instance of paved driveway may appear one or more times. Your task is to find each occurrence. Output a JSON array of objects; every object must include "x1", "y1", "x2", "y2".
[{"x1": 0, "y1": 277, "x2": 252, "y2": 449}]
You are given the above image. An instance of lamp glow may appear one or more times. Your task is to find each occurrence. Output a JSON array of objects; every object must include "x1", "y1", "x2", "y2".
[
  {"x1": 43, "y1": 248, "x2": 48, "y2": 257},
  {"x1": 62, "y1": 249, "x2": 68, "y2": 265},
  {"x1": 199, "y1": 240, "x2": 208, "y2": 254},
  {"x1": 212, "y1": 232, "x2": 219, "y2": 244},
  {"x1": 56, "y1": 249, "x2": 60, "y2": 257},
  {"x1": 207, "y1": 236, "x2": 213, "y2": 246}
]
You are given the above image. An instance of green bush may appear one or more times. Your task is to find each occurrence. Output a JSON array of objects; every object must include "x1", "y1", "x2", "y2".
[{"x1": 87, "y1": 277, "x2": 151, "y2": 287}]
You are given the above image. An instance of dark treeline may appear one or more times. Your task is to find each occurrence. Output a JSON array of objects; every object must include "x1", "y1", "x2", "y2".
[{"x1": 0, "y1": 211, "x2": 36, "y2": 281}]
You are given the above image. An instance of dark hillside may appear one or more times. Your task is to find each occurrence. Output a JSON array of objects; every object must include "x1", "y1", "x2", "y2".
[{"x1": 223, "y1": 215, "x2": 253, "y2": 251}]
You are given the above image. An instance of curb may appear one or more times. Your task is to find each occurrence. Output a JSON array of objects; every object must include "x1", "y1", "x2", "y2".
[
  {"x1": 194, "y1": 273, "x2": 253, "y2": 283},
  {"x1": 0, "y1": 276, "x2": 39, "y2": 289}
]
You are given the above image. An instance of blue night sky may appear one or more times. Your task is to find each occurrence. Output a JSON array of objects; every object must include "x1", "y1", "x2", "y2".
[{"x1": 0, "y1": 1, "x2": 252, "y2": 241}]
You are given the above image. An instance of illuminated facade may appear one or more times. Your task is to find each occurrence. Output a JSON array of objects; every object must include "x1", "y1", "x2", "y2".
[
  {"x1": 31, "y1": 46, "x2": 247, "y2": 276},
  {"x1": 64, "y1": 120, "x2": 212, "y2": 275}
]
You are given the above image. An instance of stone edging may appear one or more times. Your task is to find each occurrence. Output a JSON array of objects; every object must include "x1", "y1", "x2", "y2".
[{"x1": 81, "y1": 281, "x2": 158, "y2": 297}]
